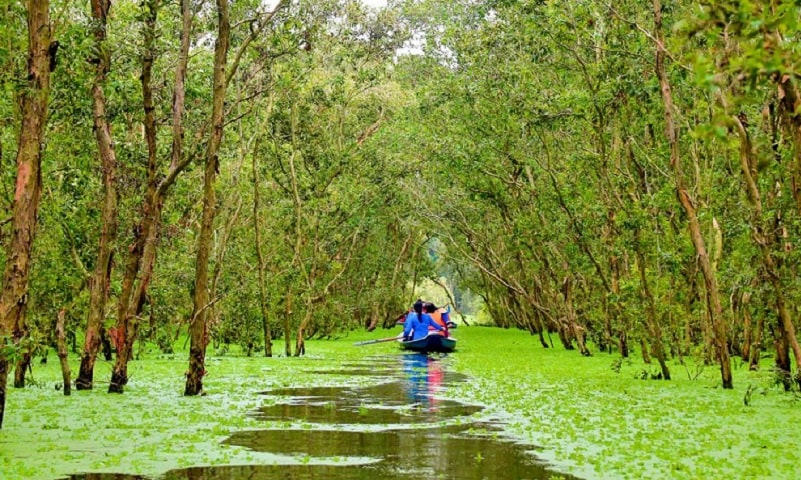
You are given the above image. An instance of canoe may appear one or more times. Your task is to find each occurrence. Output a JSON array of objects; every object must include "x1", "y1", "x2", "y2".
[{"x1": 399, "y1": 333, "x2": 456, "y2": 353}]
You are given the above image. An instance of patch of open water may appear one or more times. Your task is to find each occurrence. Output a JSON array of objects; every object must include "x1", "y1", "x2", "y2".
[{"x1": 67, "y1": 353, "x2": 579, "y2": 480}]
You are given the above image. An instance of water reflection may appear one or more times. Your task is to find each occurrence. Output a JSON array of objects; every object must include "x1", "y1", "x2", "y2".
[
  {"x1": 402, "y1": 353, "x2": 444, "y2": 407},
  {"x1": 65, "y1": 354, "x2": 580, "y2": 480},
  {"x1": 254, "y1": 356, "x2": 481, "y2": 425}
]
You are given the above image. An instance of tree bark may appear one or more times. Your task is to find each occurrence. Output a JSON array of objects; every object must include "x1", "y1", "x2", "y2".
[
  {"x1": 740, "y1": 291, "x2": 752, "y2": 363},
  {"x1": 0, "y1": 0, "x2": 54, "y2": 429},
  {"x1": 13, "y1": 350, "x2": 32, "y2": 388},
  {"x1": 652, "y1": 0, "x2": 732, "y2": 388},
  {"x1": 562, "y1": 276, "x2": 590, "y2": 356},
  {"x1": 252, "y1": 134, "x2": 273, "y2": 357},
  {"x1": 731, "y1": 115, "x2": 801, "y2": 387},
  {"x1": 77, "y1": 0, "x2": 118, "y2": 391},
  {"x1": 56, "y1": 310, "x2": 70, "y2": 395},
  {"x1": 640, "y1": 338, "x2": 652, "y2": 364},
  {"x1": 284, "y1": 289, "x2": 293, "y2": 357},
  {"x1": 634, "y1": 229, "x2": 670, "y2": 379},
  {"x1": 109, "y1": 0, "x2": 158, "y2": 392},
  {"x1": 185, "y1": 0, "x2": 231, "y2": 396},
  {"x1": 774, "y1": 323, "x2": 792, "y2": 391},
  {"x1": 749, "y1": 303, "x2": 763, "y2": 371},
  {"x1": 110, "y1": 0, "x2": 192, "y2": 393}
]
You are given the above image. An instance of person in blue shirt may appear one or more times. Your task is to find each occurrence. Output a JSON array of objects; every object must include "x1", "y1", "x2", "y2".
[{"x1": 403, "y1": 300, "x2": 443, "y2": 341}]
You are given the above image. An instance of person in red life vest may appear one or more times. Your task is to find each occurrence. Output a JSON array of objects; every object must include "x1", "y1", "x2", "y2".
[{"x1": 402, "y1": 300, "x2": 443, "y2": 341}]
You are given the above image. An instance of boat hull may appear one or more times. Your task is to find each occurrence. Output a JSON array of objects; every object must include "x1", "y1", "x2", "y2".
[{"x1": 399, "y1": 334, "x2": 456, "y2": 353}]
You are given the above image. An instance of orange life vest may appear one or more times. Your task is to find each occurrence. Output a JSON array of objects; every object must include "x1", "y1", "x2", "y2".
[{"x1": 428, "y1": 308, "x2": 448, "y2": 334}]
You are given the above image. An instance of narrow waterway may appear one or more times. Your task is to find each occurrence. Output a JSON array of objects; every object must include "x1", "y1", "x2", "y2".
[{"x1": 68, "y1": 353, "x2": 578, "y2": 480}]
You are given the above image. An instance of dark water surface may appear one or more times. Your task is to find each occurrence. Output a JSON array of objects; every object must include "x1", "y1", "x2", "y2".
[{"x1": 68, "y1": 354, "x2": 578, "y2": 480}]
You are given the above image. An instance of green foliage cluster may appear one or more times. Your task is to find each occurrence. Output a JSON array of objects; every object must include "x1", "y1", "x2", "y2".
[
  {"x1": 0, "y1": 0, "x2": 428, "y2": 365},
  {"x1": 382, "y1": 0, "x2": 801, "y2": 388}
]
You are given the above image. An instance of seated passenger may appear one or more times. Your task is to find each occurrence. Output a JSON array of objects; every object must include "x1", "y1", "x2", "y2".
[
  {"x1": 403, "y1": 300, "x2": 443, "y2": 341},
  {"x1": 424, "y1": 302, "x2": 449, "y2": 337}
]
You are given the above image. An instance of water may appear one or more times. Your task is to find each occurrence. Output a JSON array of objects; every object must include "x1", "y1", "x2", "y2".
[{"x1": 68, "y1": 353, "x2": 578, "y2": 480}]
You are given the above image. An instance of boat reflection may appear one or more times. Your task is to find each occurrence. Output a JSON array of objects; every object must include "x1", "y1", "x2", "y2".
[{"x1": 402, "y1": 353, "x2": 444, "y2": 409}]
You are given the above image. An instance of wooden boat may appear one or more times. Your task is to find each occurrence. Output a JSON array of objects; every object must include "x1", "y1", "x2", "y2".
[{"x1": 399, "y1": 333, "x2": 457, "y2": 353}]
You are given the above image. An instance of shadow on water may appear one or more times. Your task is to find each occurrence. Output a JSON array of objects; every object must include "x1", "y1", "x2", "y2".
[{"x1": 67, "y1": 353, "x2": 579, "y2": 480}]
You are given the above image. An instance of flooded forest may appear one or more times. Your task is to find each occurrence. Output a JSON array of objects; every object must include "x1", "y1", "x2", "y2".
[{"x1": 1, "y1": 0, "x2": 801, "y2": 479}]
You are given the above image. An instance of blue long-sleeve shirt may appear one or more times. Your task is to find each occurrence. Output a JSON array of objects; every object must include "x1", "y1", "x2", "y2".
[{"x1": 403, "y1": 312, "x2": 443, "y2": 340}]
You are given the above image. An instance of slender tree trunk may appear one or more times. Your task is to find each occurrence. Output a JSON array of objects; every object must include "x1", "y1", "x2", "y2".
[
  {"x1": 634, "y1": 229, "x2": 670, "y2": 379},
  {"x1": 252, "y1": 136, "x2": 273, "y2": 357},
  {"x1": 294, "y1": 307, "x2": 312, "y2": 357},
  {"x1": 110, "y1": 0, "x2": 192, "y2": 393},
  {"x1": 607, "y1": 253, "x2": 619, "y2": 354},
  {"x1": 284, "y1": 289, "x2": 293, "y2": 356},
  {"x1": 13, "y1": 351, "x2": 32, "y2": 388},
  {"x1": 562, "y1": 277, "x2": 590, "y2": 356},
  {"x1": 56, "y1": 310, "x2": 70, "y2": 396},
  {"x1": 0, "y1": 0, "x2": 54, "y2": 429},
  {"x1": 749, "y1": 305, "x2": 763, "y2": 371},
  {"x1": 619, "y1": 330, "x2": 629, "y2": 358},
  {"x1": 286, "y1": 99, "x2": 311, "y2": 355},
  {"x1": 652, "y1": 0, "x2": 732, "y2": 388},
  {"x1": 741, "y1": 291, "x2": 752, "y2": 363},
  {"x1": 185, "y1": 0, "x2": 231, "y2": 396},
  {"x1": 773, "y1": 66, "x2": 801, "y2": 213},
  {"x1": 731, "y1": 115, "x2": 801, "y2": 386},
  {"x1": 373, "y1": 230, "x2": 414, "y2": 330},
  {"x1": 640, "y1": 338, "x2": 652, "y2": 364},
  {"x1": 77, "y1": 0, "x2": 118, "y2": 391},
  {"x1": 109, "y1": 0, "x2": 158, "y2": 392},
  {"x1": 774, "y1": 323, "x2": 792, "y2": 391}
]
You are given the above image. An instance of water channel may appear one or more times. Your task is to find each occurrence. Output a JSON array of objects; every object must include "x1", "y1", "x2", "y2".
[{"x1": 67, "y1": 353, "x2": 578, "y2": 480}]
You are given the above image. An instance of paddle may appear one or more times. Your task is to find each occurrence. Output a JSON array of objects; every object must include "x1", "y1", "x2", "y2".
[{"x1": 353, "y1": 335, "x2": 402, "y2": 346}]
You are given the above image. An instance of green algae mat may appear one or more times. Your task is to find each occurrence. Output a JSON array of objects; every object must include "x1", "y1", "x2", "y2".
[{"x1": 1, "y1": 326, "x2": 799, "y2": 479}]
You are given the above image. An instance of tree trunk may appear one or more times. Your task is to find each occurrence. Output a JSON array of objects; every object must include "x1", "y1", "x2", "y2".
[
  {"x1": 634, "y1": 229, "x2": 670, "y2": 380},
  {"x1": 562, "y1": 277, "x2": 590, "y2": 356},
  {"x1": 56, "y1": 310, "x2": 70, "y2": 396},
  {"x1": 110, "y1": 0, "x2": 192, "y2": 393},
  {"x1": 0, "y1": 0, "x2": 53, "y2": 429},
  {"x1": 774, "y1": 72, "x2": 801, "y2": 214},
  {"x1": 749, "y1": 307, "x2": 763, "y2": 371},
  {"x1": 748, "y1": 315, "x2": 765, "y2": 371},
  {"x1": 13, "y1": 351, "x2": 32, "y2": 388},
  {"x1": 284, "y1": 289, "x2": 293, "y2": 357},
  {"x1": 640, "y1": 338, "x2": 652, "y2": 364},
  {"x1": 109, "y1": 0, "x2": 159, "y2": 393},
  {"x1": 774, "y1": 323, "x2": 792, "y2": 391},
  {"x1": 741, "y1": 291, "x2": 752, "y2": 363},
  {"x1": 731, "y1": 115, "x2": 801, "y2": 387},
  {"x1": 652, "y1": 0, "x2": 732, "y2": 388},
  {"x1": 294, "y1": 308, "x2": 312, "y2": 357},
  {"x1": 252, "y1": 136, "x2": 273, "y2": 357},
  {"x1": 619, "y1": 330, "x2": 629, "y2": 358},
  {"x1": 77, "y1": 0, "x2": 118, "y2": 391},
  {"x1": 185, "y1": 0, "x2": 231, "y2": 396}
]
